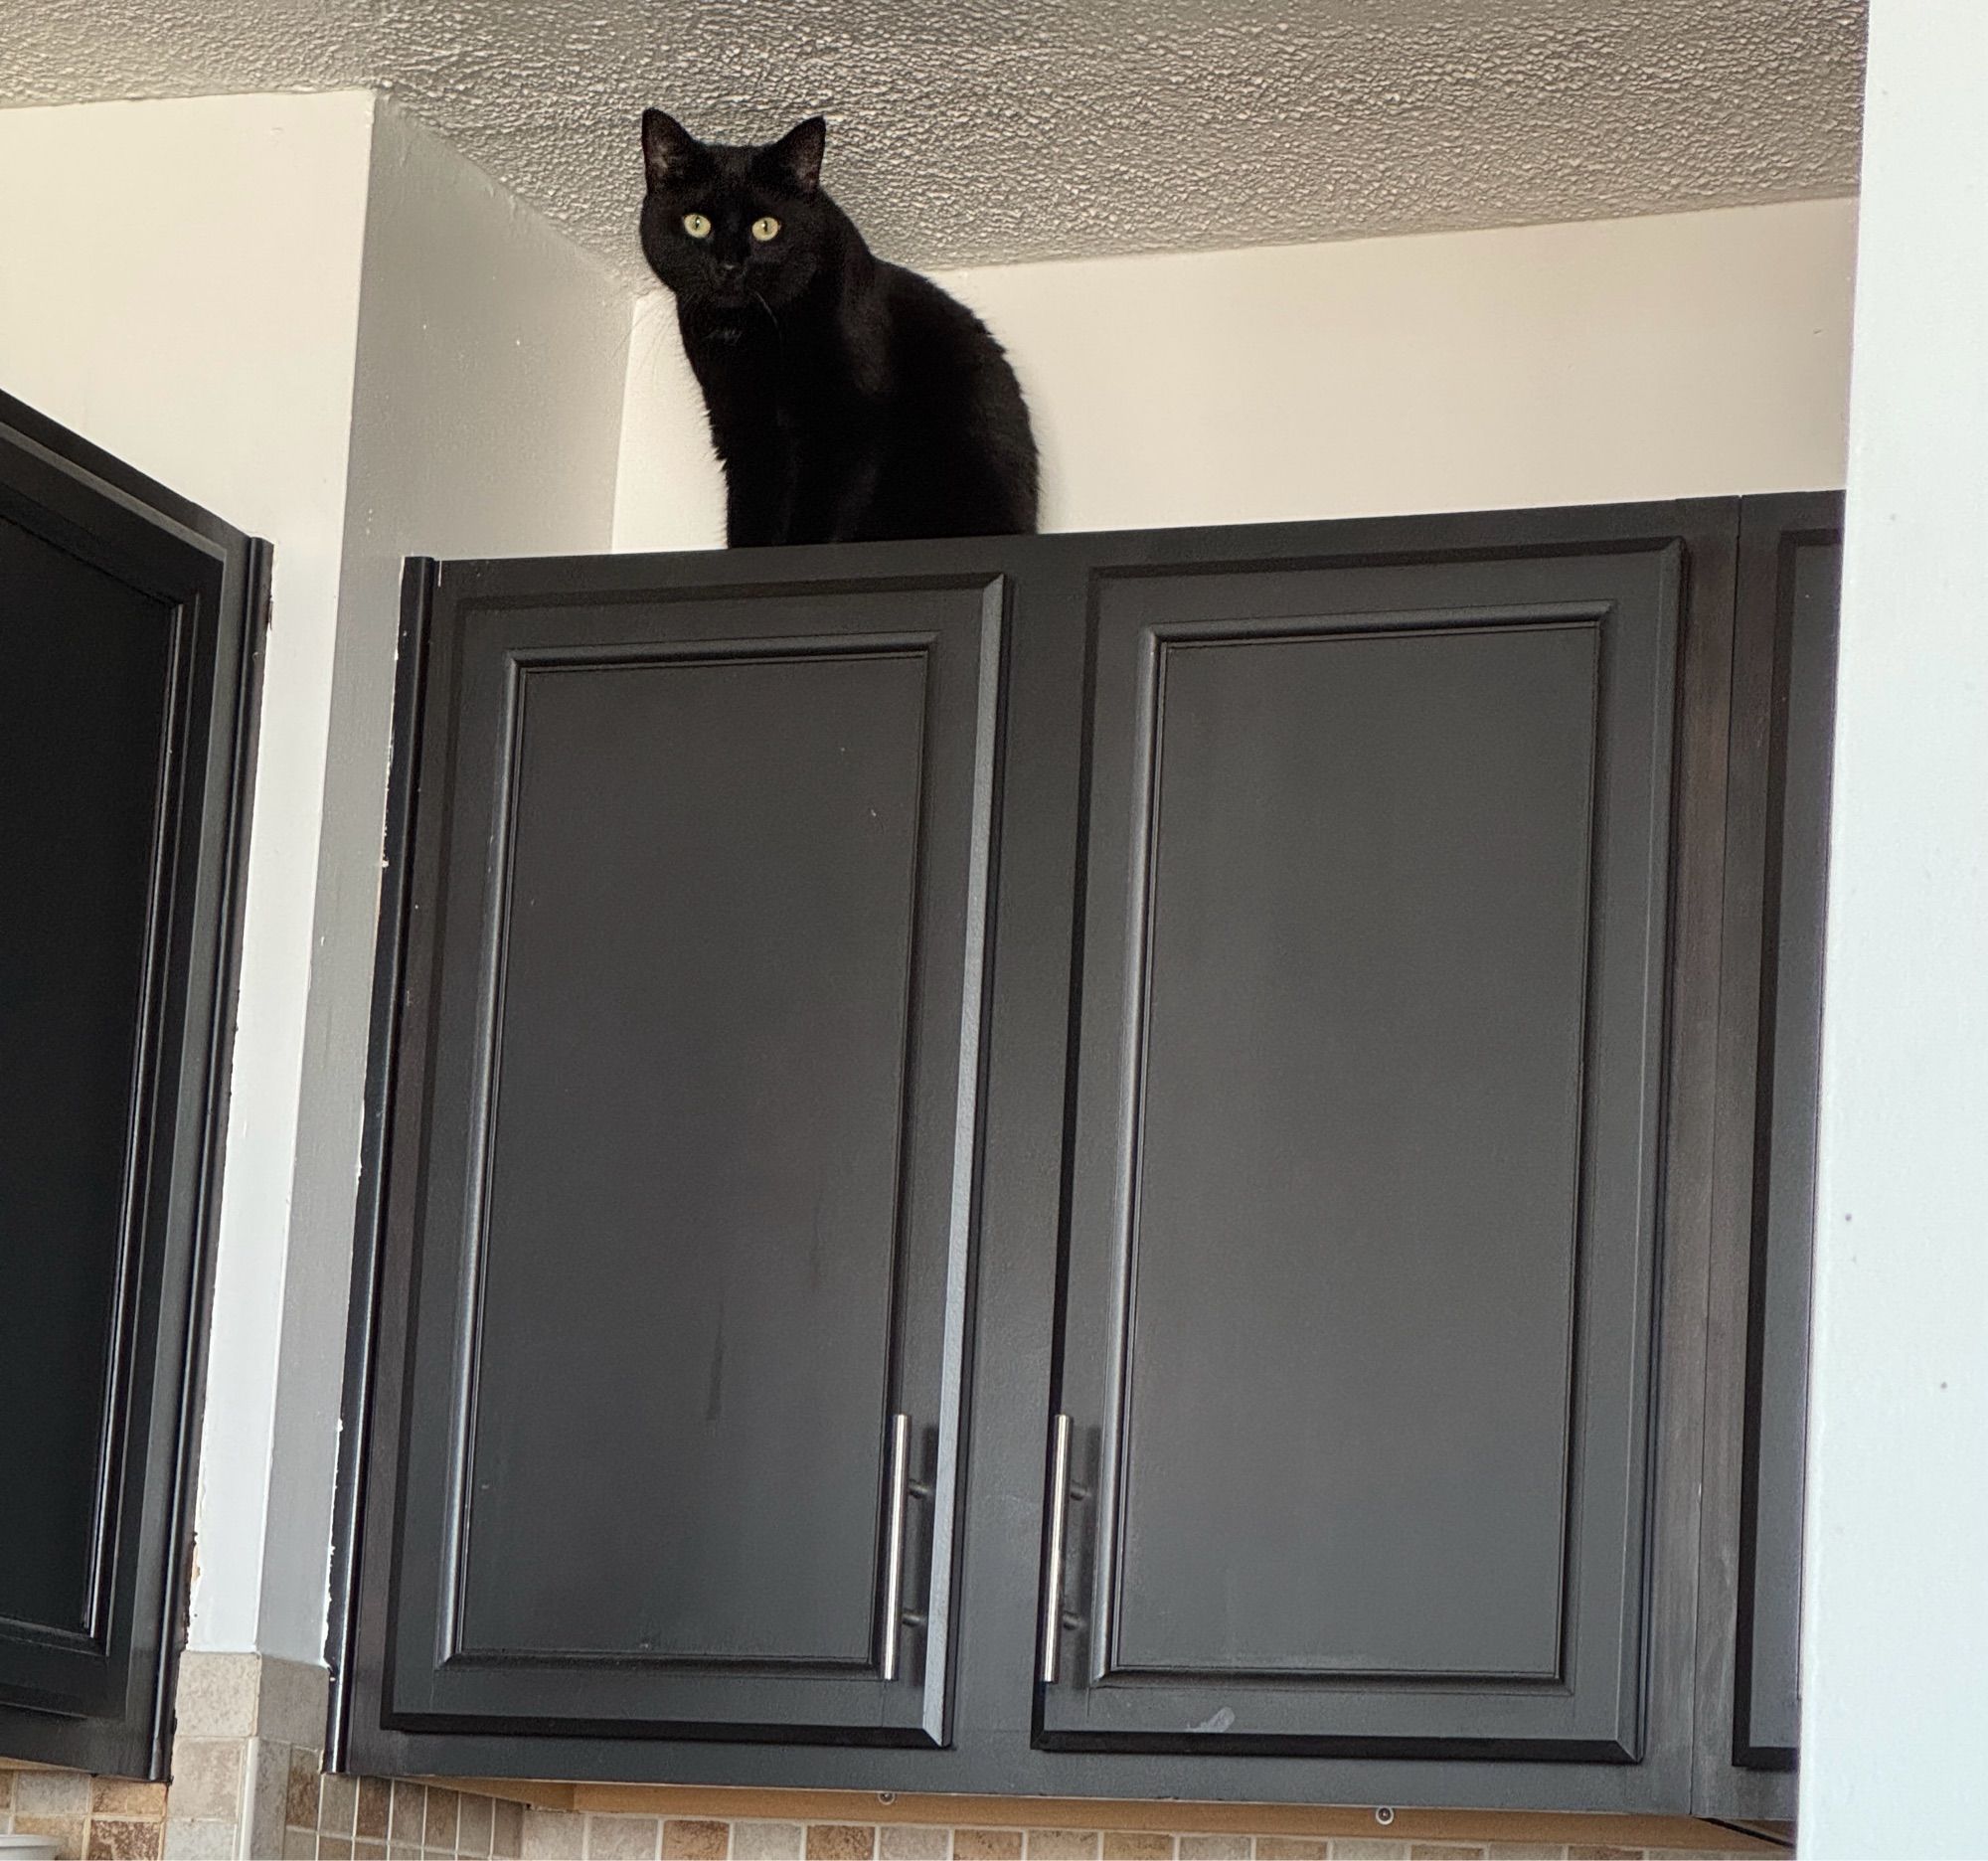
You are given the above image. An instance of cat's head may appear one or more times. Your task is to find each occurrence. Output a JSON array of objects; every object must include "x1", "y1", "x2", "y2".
[{"x1": 638, "y1": 111, "x2": 834, "y2": 313}]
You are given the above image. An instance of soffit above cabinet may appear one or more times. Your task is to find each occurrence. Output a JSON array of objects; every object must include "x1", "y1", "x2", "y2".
[{"x1": 3, "y1": 0, "x2": 1863, "y2": 280}]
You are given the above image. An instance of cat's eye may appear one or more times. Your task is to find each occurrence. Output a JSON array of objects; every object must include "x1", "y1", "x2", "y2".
[
  {"x1": 751, "y1": 216, "x2": 781, "y2": 242},
  {"x1": 682, "y1": 212, "x2": 712, "y2": 239}
]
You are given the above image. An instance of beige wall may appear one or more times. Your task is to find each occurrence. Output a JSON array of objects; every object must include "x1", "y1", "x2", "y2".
[{"x1": 613, "y1": 196, "x2": 1856, "y2": 551}]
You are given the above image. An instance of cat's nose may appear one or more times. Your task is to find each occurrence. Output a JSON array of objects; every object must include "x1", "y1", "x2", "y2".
[{"x1": 715, "y1": 258, "x2": 746, "y2": 280}]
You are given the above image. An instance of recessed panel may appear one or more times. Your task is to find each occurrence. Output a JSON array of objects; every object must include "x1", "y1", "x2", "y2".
[
  {"x1": 0, "y1": 513, "x2": 173, "y2": 1639},
  {"x1": 1116, "y1": 621, "x2": 1599, "y2": 1680},
  {"x1": 458, "y1": 648, "x2": 929, "y2": 1664}
]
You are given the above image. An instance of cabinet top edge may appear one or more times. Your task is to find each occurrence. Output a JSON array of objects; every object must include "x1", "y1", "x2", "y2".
[{"x1": 423, "y1": 496, "x2": 1788, "y2": 599}]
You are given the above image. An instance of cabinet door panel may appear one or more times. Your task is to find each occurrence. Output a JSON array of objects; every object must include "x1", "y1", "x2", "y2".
[
  {"x1": 378, "y1": 566, "x2": 1003, "y2": 1744},
  {"x1": 1044, "y1": 549, "x2": 1681, "y2": 1759},
  {"x1": 0, "y1": 392, "x2": 261, "y2": 1776},
  {"x1": 461, "y1": 650, "x2": 926, "y2": 1665},
  {"x1": 0, "y1": 518, "x2": 173, "y2": 1644},
  {"x1": 1116, "y1": 622, "x2": 1596, "y2": 1683}
]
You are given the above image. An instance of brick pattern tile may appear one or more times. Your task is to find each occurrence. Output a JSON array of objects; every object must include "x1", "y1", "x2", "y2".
[
  {"x1": 662, "y1": 1821, "x2": 729, "y2": 1860},
  {"x1": 951, "y1": 1834, "x2": 1024, "y2": 1861},
  {"x1": 805, "y1": 1829, "x2": 876, "y2": 1861}
]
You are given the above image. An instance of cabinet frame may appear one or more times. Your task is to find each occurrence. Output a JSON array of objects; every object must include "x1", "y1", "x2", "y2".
[
  {"x1": 334, "y1": 500, "x2": 1740, "y2": 1813},
  {"x1": 1691, "y1": 490, "x2": 1843, "y2": 1822}
]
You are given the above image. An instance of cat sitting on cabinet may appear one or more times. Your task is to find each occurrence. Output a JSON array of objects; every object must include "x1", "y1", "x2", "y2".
[{"x1": 638, "y1": 110, "x2": 1040, "y2": 547}]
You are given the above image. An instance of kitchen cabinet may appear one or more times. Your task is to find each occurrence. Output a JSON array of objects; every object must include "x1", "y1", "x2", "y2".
[
  {"x1": 336, "y1": 498, "x2": 1807, "y2": 1814},
  {"x1": 1043, "y1": 547, "x2": 1677, "y2": 1763},
  {"x1": 1693, "y1": 491, "x2": 1843, "y2": 1820},
  {"x1": 351, "y1": 563, "x2": 1000, "y2": 1746},
  {"x1": 0, "y1": 390, "x2": 264, "y2": 1776}
]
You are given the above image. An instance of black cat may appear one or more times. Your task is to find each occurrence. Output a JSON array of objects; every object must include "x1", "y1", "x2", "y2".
[{"x1": 638, "y1": 111, "x2": 1039, "y2": 546}]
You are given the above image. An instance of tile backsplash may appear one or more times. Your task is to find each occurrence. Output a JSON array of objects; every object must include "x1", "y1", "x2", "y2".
[
  {"x1": 0, "y1": 1762, "x2": 1785, "y2": 1861},
  {"x1": 1, "y1": 1768, "x2": 1770, "y2": 1861},
  {"x1": 0, "y1": 1765, "x2": 170, "y2": 1859},
  {"x1": 0, "y1": 1656, "x2": 531, "y2": 1861},
  {"x1": 492, "y1": 1821, "x2": 1761, "y2": 1861},
  {"x1": 279, "y1": 1775, "x2": 523, "y2": 1860},
  {"x1": 2, "y1": 1657, "x2": 1770, "y2": 1861}
]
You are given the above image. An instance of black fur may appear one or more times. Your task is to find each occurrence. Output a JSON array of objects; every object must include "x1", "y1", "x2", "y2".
[{"x1": 639, "y1": 110, "x2": 1039, "y2": 546}]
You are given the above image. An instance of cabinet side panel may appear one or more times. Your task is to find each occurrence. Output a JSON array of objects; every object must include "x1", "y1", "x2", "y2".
[{"x1": 1737, "y1": 535, "x2": 1841, "y2": 1762}]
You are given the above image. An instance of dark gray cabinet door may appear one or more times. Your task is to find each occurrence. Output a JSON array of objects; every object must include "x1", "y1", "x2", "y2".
[
  {"x1": 0, "y1": 391, "x2": 262, "y2": 1776},
  {"x1": 365, "y1": 559, "x2": 1002, "y2": 1744},
  {"x1": 1040, "y1": 548, "x2": 1682, "y2": 1760},
  {"x1": 1695, "y1": 492, "x2": 1842, "y2": 1816}
]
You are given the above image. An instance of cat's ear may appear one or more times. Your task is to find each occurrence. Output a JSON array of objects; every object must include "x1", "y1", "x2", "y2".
[
  {"x1": 641, "y1": 109, "x2": 702, "y2": 190},
  {"x1": 763, "y1": 115, "x2": 827, "y2": 196}
]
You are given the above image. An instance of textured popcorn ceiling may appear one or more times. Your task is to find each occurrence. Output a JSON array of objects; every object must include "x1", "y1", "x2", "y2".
[{"x1": 2, "y1": 0, "x2": 1865, "y2": 280}]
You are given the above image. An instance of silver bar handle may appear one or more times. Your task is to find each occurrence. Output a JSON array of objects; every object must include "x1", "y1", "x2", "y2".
[
  {"x1": 880, "y1": 1413, "x2": 934, "y2": 1682},
  {"x1": 1039, "y1": 1413, "x2": 1075, "y2": 1685}
]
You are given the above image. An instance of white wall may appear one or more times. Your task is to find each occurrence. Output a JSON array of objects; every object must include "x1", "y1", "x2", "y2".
[
  {"x1": 0, "y1": 89, "x2": 379, "y2": 1653},
  {"x1": 613, "y1": 196, "x2": 1856, "y2": 551},
  {"x1": 259, "y1": 99, "x2": 629, "y2": 1660},
  {"x1": 0, "y1": 88, "x2": 633, "y2": 1666},
  {"x1": 1798, "y1": 4, "x2": 1988, "y2": 1854}
]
